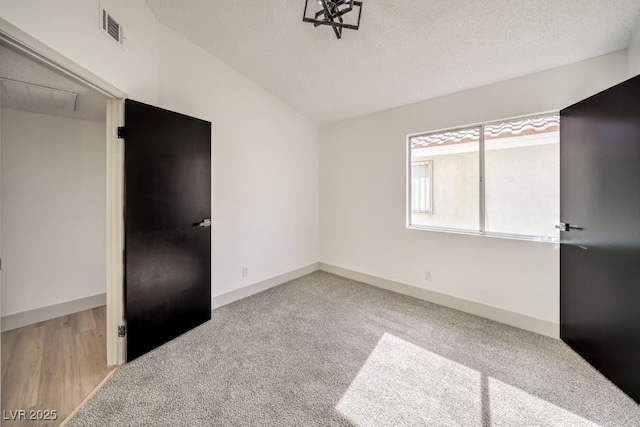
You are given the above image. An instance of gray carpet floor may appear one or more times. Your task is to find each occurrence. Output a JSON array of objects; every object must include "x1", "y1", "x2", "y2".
[{"x1": 67, "y1": 271, "x2": 640, "y2": 426}]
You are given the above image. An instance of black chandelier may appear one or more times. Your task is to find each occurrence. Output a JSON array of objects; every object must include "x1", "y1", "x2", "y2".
[{"x1": 303, "y1": 0, "x2": 363, "y2": 39}]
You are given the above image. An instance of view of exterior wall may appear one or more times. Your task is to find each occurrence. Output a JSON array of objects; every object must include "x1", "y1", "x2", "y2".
[
  {"x1": 485, "y1": 142, "x2": 559, "y2": 238},
  {"x1": 412, "y1": 150, "x2": 479, "y2": 230}
]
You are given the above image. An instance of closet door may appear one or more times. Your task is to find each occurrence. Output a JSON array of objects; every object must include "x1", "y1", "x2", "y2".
[{"x1": 124, "y1": 99, "x2": 211, "y2": 361}]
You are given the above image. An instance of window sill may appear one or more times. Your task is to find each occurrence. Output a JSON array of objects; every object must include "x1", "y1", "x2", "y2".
[{"x1": 407, "y1": 224, "x2": 560, "y2": 243}]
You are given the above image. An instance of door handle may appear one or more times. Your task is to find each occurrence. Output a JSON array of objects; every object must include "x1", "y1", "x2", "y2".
[
  {"x1": 555, "y1": 222, "x2": 581, "y2": 231},
  {"x1": 194, "y1": 218, "x2": 212, "y2": 228}
]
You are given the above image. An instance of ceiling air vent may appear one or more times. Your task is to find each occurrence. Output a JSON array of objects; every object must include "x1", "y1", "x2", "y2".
[{"x1": 100, "y1": 8, "x2": 124, "y2": 46}]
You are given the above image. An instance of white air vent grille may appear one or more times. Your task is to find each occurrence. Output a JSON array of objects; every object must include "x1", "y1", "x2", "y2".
[{"x1": 100, "y1": 9, "x2": 123, "y2": 45}]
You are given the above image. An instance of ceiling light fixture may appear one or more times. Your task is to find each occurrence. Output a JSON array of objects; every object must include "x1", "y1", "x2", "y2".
[{"x1": 303, "y1": 0, "x2": 362, "y2": 39}]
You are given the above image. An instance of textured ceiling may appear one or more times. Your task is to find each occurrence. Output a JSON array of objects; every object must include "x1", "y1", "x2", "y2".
[
  {"x1": 145, "y1": 0, "x2": 640, "y2": 124},
  {"x1": 0, "y1": 44, "x2": 107, "y2": 122}
]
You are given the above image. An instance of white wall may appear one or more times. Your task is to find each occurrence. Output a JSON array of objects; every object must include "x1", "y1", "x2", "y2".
[
  {"x1": 629, "y1": 27, "x2": 640, "y2": 77},
  {"x1": 155, "y1": 25, "x2": 319, "y2": 298},
  {"x1": 1, "y1": 109, "x2": 106, "y2": 316},
  {"x1": 320, "y1": 51, "x2": 628, "y2": 326},
  {"x1": 0, "y1": 0, "x2": 319, "y2": 312}
]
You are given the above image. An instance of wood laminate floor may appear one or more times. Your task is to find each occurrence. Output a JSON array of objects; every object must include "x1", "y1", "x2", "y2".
[{"x1": 1, "y1": 306, "x2": 113, "y2": 427}]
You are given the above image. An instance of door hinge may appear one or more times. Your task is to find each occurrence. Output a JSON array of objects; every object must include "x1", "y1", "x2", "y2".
[
  {"x1": 117, "y1": 126, "x2": 127, "y2": 139},
  {"x1": 118, "y1": 325, "x2": 126, "y2": 337}
]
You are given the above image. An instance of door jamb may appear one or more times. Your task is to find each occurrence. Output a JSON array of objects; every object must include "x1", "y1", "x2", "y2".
[
  {"x1": 0, "y1": 18, "x2": 128, "y2": 365},
  {"x1": 106, "y1": 99, "x2": 125, "y2": 365}
]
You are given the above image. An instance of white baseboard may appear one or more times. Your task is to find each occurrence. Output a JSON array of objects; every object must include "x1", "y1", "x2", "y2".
[
  {"x1": 212, "y1": 263, "x2": 320, "y2": 309},
  {"x1": 319, "y1": 263, "x2": 559, "y2": 339},
  {"x1": 2, "y1": 262, "x2": 557, "y2": 340},
  {"x1": 1, "y1": 293, "x2": 107, "y2": 332}
]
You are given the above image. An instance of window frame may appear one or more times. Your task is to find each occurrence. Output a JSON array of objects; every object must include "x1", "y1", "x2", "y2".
[
  {"x1": 411, "y1": 160, "x2": 433, "y2": 215},
  {"x1": 406, "y1": 111, "x2": 560, "y2": 243}
]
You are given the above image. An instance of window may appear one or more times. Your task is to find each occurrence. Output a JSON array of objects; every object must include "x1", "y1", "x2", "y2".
[
  {"x1": 411, "y1": 161, "x2": 432, "y2": 214},
  {"x1": 409, "y1": 127, "x2": 480, "y2": 231},
  {"x1": 407, "y1": 114, "x2": 559, "y2": 241}
]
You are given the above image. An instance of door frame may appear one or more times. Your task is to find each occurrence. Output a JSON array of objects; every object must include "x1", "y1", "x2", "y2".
[
  {"x1": 106, "y1": 97, "x2": 125, "y2": 365},
  {"x1": 0, "y1": 18, "x2": 128, "y2": 365}
]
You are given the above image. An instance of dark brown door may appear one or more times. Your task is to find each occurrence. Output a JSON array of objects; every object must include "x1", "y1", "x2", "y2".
[
  {"x1": 560, "y1": 75, "x2": 640, "y2": 403},
  {"x1": 124, "y1": 99, "x2": 211, "y2": 361}
]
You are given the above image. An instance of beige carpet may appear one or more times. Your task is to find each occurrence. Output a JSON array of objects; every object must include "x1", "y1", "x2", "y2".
[{"x1": 67, "y1": 271, "x2": 640, "y2": 426}]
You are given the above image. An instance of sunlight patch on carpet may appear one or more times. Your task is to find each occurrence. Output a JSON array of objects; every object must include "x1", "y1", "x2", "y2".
[
  {"x1": 489, "y1": 377, "x2": 600, "y2": 427},
  {"x1": 335, "y1": 333, "x2": 482, "y2": 426},
  {"x1": 336, "y1": 333, "x2": 601, "y2": 426}
]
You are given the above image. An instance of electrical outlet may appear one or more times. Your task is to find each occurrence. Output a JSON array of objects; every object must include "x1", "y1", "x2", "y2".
[
  {"x1": 242, "y1": 266, "x2": 249, "y2": 278},
  {"x1": 424, "y1": 269, "x2": 432, "y2": 281}
]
